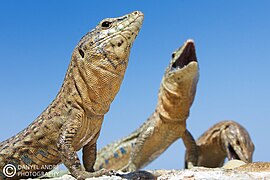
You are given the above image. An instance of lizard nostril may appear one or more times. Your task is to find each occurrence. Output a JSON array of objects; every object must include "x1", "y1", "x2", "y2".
[
  {"x1": 117, "y1": 40, "x2": 124, "y2": 47},
  {"x1": 172, "y1": 52, "x2": 176, "y2": 59}
]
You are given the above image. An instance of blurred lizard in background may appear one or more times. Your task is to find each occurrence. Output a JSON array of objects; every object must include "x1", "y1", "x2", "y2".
[{"x1": 187, "y1": 120, "x2": 254, "y2": 168}]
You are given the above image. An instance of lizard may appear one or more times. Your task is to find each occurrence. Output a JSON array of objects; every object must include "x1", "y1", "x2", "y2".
[
  {"x1": 94, "y1": 39, "x2": 200, "y2": 171},
  {"x1": 0, "y1": 11, "x2": 143, "y2": 180},
  {"x1": 185, "y1": 120, "x2": 254, "y2": 168}
]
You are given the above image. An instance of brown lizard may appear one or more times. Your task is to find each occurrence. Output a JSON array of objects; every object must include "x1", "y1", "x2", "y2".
[
  {"x1": 0, "y1": 11, "x2": 143, "y2": 180},
  {"x1": 94, "y1": 39, "x2": 199, "y2": 171},
  {"x1": 186, "y1": 120, "x2": 254, "y2": 168}
]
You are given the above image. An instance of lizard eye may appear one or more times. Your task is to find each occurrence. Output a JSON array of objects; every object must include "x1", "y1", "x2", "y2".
[{"x1": 101, "y1": 21, "x2": 112, "y2": 29}]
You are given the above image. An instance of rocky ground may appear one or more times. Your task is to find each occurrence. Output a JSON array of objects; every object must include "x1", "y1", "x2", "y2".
[{"x1": 27, "y1": 167, "x2": 270, "y2": 180}]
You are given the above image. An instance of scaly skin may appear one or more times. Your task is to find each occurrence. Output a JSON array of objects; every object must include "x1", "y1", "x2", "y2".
[
  {"x1": 95, "y1": 39, "x2": 199, "y2": 171},
  {"x1": 224, "y1": 160, "x2": 270, "y2": 172},
  {"x1": 187, "y1": 120, "x2": 254, "y2": 168},
  {"x1": 235, "y1": 162, "x2": 270, "y2": 172},
  {"x1": 0, "y1": 11, "x2": 143, "y2": 180}
]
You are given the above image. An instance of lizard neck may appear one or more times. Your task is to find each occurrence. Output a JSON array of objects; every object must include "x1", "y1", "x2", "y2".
[
  {"x1": 49, "y1": 59, "x2": 85, "y2": 115},
  {"x1": 58, "y1": 52, "x2": 125, "y2": 117},
  {"x1": 156, "y1": 76, "x2": 197, "y2": 123}
]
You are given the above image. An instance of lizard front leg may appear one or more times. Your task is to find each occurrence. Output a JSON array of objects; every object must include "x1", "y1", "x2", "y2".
[
  {"x1": 57, "y1": 118, "x2": 112, "y2": 180},
  {"x1": 182, "y1": 129, "x2": 198, "y2": 168},
  {"x1": 83, "y1": 142, "x2": 97, "y2": 172},
  {"x1": 82, "y1": 141, "x2": 115, "y2": 179}
]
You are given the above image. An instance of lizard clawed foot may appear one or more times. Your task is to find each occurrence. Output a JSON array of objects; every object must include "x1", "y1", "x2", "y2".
[
  {"x1": 186, "y1": 162, "x2": 195, "y2": 169},
  {"x1": 76, "y1": 169, "x2": 116, "y2": 180}
]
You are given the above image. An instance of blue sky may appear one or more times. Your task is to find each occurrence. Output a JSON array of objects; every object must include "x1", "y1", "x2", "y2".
[{"x1": 0, "y1": 1, "x2": 270, "y2": 170}]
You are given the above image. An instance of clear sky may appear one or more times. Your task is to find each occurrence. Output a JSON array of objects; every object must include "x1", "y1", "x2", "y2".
[{"x1": 0, "y1": 1, "x2": 270, "y2": 170}]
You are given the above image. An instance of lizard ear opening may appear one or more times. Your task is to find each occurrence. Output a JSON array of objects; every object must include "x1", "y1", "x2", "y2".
[{"x1": 78, "y1": 48, "x2": 85, "y2": 58}]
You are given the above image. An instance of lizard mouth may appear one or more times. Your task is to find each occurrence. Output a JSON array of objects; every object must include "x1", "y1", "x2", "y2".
[
  {"x1": 171, "y1": 39, "x2": 197, "y2": 71},
  {"x1": 227, "y1": 143, "x2": 240, "y2": 160}
]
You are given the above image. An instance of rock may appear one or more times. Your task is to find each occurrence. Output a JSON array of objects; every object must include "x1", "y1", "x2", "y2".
[
  {"x1": 36, "y1": 167, "x2": 270, "y2": 180},
  {"x1": 222, "y1": 159, "x2": 247, "y2": 169}
]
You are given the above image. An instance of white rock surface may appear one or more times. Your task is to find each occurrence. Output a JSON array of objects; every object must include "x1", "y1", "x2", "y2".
[{"x1": 33, "y1": 167, "x2": 270, "y2": 180}]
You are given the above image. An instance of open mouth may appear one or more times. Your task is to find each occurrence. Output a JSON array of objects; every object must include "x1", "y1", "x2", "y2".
[
  {"x1": 227, "y1": 143, "x2": 240, "y2": 160},
  {"x1": 171, "y1": 40, "x2": 197, "y2": 70}
]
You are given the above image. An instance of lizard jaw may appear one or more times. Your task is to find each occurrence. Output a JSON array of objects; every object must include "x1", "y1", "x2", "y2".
[
  {"x1": 164, "y1": 39, "x2": 199, "y2": 86},
  {"x1": 171, "y1": 39, "x2": 197, "y2": 72},
  {"x1": 227, "y1": 143, "x2": 241, "y2": 160},
  {"x1": 227, "y1": 142, "x2": 252, "y2": 163},
  {"x1": 222, "y1": 122, "x2": 254, "y2": 163}
]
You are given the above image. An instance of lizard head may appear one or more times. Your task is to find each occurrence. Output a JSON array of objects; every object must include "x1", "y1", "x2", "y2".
[
  {"x1": 158, "y1": 40, "x2": 199, "y2": 121},
  {"x1": 165, "y1": 39, "x2": 199, "y2": 88},
  {"x1": 74, "y1": 11, "x2": 143, "y2": 75},
  {"x1": 221, "y1": 121, "x2": 255, "y2": 163},
  {"x1": 69, "y1": 11, "x2": 143, "y2": 115}
]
